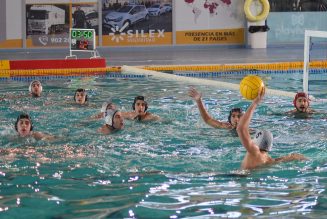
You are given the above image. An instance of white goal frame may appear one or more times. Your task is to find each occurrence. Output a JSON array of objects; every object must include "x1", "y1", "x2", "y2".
[{"x1": 303, "y1": 30, "x2": 327, "y2": 94}]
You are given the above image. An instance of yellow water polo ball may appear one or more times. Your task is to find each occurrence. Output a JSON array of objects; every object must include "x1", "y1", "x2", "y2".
[{"x1": 240, "y1": 75, "x2": 265, "y2": 100}]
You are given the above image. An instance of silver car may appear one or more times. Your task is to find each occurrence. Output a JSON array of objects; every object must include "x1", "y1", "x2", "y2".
[
  {"x1": 148, "y1": 4, "x2": 166, "y2": 16},
  {"x1": 103, "y1": 5, "x2": 149, "y2": 30}
]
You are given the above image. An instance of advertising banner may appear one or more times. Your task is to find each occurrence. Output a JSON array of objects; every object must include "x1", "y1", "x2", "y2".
[
  {"x1": 72, "y1": 1, "x2": 98, "y2": 34},
  {"x1": 26, "y1": 0, "x2": 97, "y2": 48},
  {"x1": 176, "y1": 0, "x2": 245, "y2": 45},
  {"x1": 268, "y1": 12, "x2": 327, "y2": 44},
  {"x1": 26, "y1": 0, "x2": 69, "y2": 3},
  {"x1": 102, "y1": 0, "x2": 172, "y2": 46},
  {"x1": 269, "y1": 0, "x2": 327, "y2": 12}
]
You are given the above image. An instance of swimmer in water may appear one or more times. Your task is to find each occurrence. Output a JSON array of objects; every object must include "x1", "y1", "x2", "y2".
[
  {"x1": 188, "y1": 87, "x2": 243, "y2": 129},
  {"x1": 286, "y1": 92, "x2": 316, "y2": 115},
  {"x1": 0, "y1": 80, "x2": 43, "y2": 101},
  {"x1": 15, "y1": 113, "x2": 54, "y2": 140},
  {"x1": 121, "y1": 96, "x2": 160, "y2": 121},
  {"x1": 74, "y1": 88, "x2": 88, "y2": 105},
  {"x1": 29, "y1": 80, "x2": 43, "y2": 97},
  {"x1": 237, "y1": 87, "x2": 307, "y2": 170},
  {"x1": 98, "y1": 109, "x2": 125, "y2": 134},
  {"x1": 90, "y1": 99, "x2": 116, "y2": 120}
]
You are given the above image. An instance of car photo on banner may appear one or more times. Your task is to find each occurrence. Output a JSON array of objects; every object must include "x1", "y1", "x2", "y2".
[
  {"x1": 103, "y1": 4, "x2": 149, "y2": 30},
  {"x1": 102, "y1": 0, "x2": 172, "y2": 46},
  {"x1": 148, "y1": 4, "x2": 166, "y2": 16},
  {"x1": 162, "y1": 3, "x2": 172, "y2": 13},
  {"x1": 85, "y1": 11, "x2": 99, "y2": 29}
]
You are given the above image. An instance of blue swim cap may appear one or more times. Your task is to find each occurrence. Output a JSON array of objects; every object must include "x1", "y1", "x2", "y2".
[{"x1": 253, "y1": 130, "x2": 273, "y2": 152}]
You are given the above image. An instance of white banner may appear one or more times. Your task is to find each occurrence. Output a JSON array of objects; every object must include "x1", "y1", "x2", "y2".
[{"x1": 176, "y1": 0, "x2": 245, "y2": 31}]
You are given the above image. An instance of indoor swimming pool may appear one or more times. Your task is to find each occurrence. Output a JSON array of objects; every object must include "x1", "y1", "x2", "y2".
[{"x1": 0, "y1": 71, "x2": 326, "y2": 218}]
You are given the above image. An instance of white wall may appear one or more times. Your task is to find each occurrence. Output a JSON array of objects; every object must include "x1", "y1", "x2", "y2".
[
  {"x1": 0, "y1": 0, "x2": 6, "y2": 41},
  {"x1": 6, "y1": 0, "x2": 22, "y2": 39}
]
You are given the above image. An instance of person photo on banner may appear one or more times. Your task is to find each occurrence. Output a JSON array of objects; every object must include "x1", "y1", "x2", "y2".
[{"x1": 73, "y1": 5, "x2": 86, "y2": 28}]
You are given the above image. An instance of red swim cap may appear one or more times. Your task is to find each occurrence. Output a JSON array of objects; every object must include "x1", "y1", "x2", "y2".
[{"x1": 293, "y1": 92, "x2": 309, "y2": 108}]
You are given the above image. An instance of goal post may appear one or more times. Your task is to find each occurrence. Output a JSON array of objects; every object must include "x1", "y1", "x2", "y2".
[{"x1": 303, "y1": 30, "x2": 327, "y2": 94}]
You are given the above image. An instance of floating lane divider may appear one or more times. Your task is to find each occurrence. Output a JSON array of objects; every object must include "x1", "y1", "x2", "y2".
[
  {"x1": 122, "y1": 65, "x2": 296, "y2": 98},
  {"x1": 141, "y1": 60, "x2": 327, "y2": 72},
  {"x1": 2, "y1": 60, "x2": 327, "y2": 79},
  {"x1": 0, "y1": 58, "x2": 121, "y2": 78},
  {"x1": 2, "y1": 60, "x2": 327, "y2": 78},
  {"x1": 0, "y1": 67, "x2": 121, "y2": 78}
]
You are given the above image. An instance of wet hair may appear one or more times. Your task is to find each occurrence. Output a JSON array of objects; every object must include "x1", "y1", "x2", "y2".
[
  {"x1": 74, "y1": 88, "x2": 88, "y2": 102},
  {"x1": 132, "y1": 96, "x2": 148, "y2": 111},
  {"x1": 293, "y1": 92, "x2": 309, "y2": 108},
  {"x1": 228, "y1": 108, "x2": 243, "y2": 124},
  {"x1": 253, "y1": 130, "x2": 273, "y2": 152},
  {"x1": 15, "y1": 113, "x2": 33, "y2": 132}
]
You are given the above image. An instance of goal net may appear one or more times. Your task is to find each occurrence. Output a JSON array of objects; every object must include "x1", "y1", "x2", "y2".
[{"x1": 303, "y1": 30, "x2": 327, "y2": 100}]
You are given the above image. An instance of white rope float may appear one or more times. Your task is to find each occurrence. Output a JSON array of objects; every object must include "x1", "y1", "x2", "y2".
[{"x1": 121, "y1": 65, "x2": 296, "y2": 98}]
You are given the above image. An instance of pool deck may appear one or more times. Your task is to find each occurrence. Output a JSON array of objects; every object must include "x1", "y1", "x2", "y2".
[{"x1": 0, "y1": 45, "x2": 324, "y2": 67}]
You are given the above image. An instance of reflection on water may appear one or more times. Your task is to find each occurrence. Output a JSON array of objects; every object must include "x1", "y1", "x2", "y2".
[
  {"x1": 140, "y1": 172, "x2": 323, "y2": 217},
  {"x1": 0, "y1": 74, "x2": 326, "y2": 218}
]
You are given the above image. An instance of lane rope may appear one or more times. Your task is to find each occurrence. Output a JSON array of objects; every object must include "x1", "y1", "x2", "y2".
[{"x1": 122, "y1": 65, "x2": 296, "y2": 98}]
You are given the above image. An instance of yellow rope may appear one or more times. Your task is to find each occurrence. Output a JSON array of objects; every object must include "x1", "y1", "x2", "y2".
[{"x1": 1, "y1": 61, "x2": 327, "y2": 78}]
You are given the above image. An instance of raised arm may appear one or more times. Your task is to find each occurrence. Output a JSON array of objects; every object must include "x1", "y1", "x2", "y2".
[
  {"x1": 237, "y1": 87, "x2": 265, "y2": 154},
  {"x1": 188, "y1": 87, "x2": 230, "y2": 128}
]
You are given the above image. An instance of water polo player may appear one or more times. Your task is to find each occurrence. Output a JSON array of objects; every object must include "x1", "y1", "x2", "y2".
[
  {"x1": 15, "y1": 113, "x2": 54, "y2": 140},
  {"x1": 90, "y1": 99, "x2": 116, "y2": 120},
  {"x1": 287, "y1": 92, "x2": 315, "y2": 114},
  {"x1": 121, "y1": 96, "x2": 160, "y2": 121},
  {"x1": 98, "y1": 109, "x2": 124, "y2": 134},
  {"x1": 29, "y1": 80, "x2": 43, "y2": 97},
  {"x1": 74, "y1": 88, "x2": 88, "y2": 105},
  {"x1": 237, "y1": 87, "x2": 307, "y2": 170},
  {"x1": 188, "y1": 87, "x2": 243, "y2": 129},
  {"x1": 0, "y1": 80, "x2": 43, "y2": 101}
]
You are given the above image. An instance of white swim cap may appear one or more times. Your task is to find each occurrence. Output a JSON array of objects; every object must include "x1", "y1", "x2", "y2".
[
  {"x1": 104, "y1": 109, "x2": 118, "y2": 127},
  {"x1": 101, "y1": 98, "x2": 113, "y2": 113},
  {"x1": 253, "y1": 130, "x2": 273, "y2": 152},
  {"x1": 29, "y1": 80, "x2": 43, "y2": 93}
]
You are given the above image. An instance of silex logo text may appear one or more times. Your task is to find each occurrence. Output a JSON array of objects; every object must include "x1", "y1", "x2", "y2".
[{"x1": 109, "y1": 24, "x2": 164, "y2": 43}]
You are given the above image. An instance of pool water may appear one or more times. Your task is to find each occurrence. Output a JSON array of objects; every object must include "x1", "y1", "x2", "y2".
[
  {"x1": 0, "y1": 72, "x2": 326, "y2": 218},
  {"x1": 175, "y1": 70, "x2": 327, "y2": 99}
]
